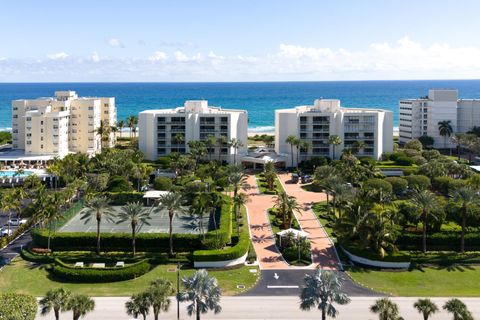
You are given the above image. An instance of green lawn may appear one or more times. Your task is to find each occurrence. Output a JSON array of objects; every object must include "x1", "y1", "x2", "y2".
[
  {"x1": 0, "y1": 258, "x2": 259, "y2": 297},
  {"x1": 348, "y1": 266, "x2": 480, "y2": 297},
  {"x1": 255, "y1": 173, "x2": 283, "y2": 194}
]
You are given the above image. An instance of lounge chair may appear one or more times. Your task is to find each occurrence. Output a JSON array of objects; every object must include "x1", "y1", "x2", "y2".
[
  {"x1": 115, "y1": 261, "x2": 125, "y2": 268},
  {"x1": 74, "y1": 262, "x2": 84, "y2": 268}
]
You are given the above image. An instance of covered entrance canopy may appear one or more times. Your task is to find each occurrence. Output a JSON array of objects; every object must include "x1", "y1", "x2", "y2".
[{"x1": 240, "y1": 147, "x2": 287, "y2": 169}]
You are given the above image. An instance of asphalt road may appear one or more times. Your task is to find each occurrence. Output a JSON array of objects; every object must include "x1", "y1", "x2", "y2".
[{"x1": 36, "y1": 296, "x2": 480, "y2": 320}]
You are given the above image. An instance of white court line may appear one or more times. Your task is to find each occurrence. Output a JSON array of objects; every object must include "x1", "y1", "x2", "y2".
[{"x1": 267, "y1": 285, "x2": 299, "y2": 289}]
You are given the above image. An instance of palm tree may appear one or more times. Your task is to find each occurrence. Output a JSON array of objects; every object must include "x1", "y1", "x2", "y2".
[
  {"x1": 204, "y1": 134, "x2": 217, "y2": 161},
  {"x1": 191, "y1": 193, "x2": 213, "y2": 239},
  {"x1": 286, "y1": 135, "x2": 298, "y2": 168},
  {"x1": 147, "y1": 279, "x2": 174, "y2": 320},
  {"x1": 125, "y1": 292, "x2": 150, "y2": 320},
  {"x1": 299, "y1": 269, "x2": 350, "y2": 320},
  {"x1": 299, "y1": 140, "x2": 311, "y2": 163},
  {"x1": 413, "y1": 298, "x2": 438, "y2": 320},
  {"x1": 178, "y1": 269, "x2": 222, "y2": 320},
  {"x1": 438, "y1": 120, "x2": 453, "y2": 151},
  {"x1": 352, "y1": 140, "x2": 367, "y2": 155},
  {"x1": 127, "y1": 115, "x2": 138, "y2": 139},
  {"x1": 117, "y1": 119, "x2": 125, "y2": 138},
  {"x1": 370, "y1": 298, "x2": 403, "y2": 320},
  {"x1": 451, "y1": 187, "x2": 479, "y2": 253},
  {"x1": 40, "y1": 288, "x2": 71, "y2": 320},
  {"x1": 328, "y1": 135, "x2": 342, "y2": 160},
  {"x1": 80, "y1": 196, "x2": 115, "y2": 254},
  {"x1": 188, "y1": 141, "x2": 207, "y2": 169},
  {"x1": 229, "y1": 138, "x2": 244, "y2": 165},
  {"x1": 154, "y1": 192, "x2": 185, "y2": 256},
  {"x1": 37, "y1": 192, "x2": 65, "y2": 250},
  {"x1": 228, "y1": 165, "x2": 249, "y2": 198},
  {"x1": 411, "y1": 190, "x2": 440, "y2": 253},
  {"x1": 66, "y1": 294, "x2": 95, "y2": 320},
  {"x1": 443, "y1": 298, "x2": 473, "y2": 320},
  {"x1": 96, "y1": 120, "x2": 111, "y2": 149},
  {"x1": 172, "y1": 133, "x2": 185, "y2": 153},
  {"x1": 116, "y1": 202, "x2": 151, "y2": 256},
  {"x1": 233, "y1": 192, "x2": 249, "y2": 236},
  {"x1": 216, "y1": 135, "x2": 228, "y2": 162},
  {"x1": 273, "y1": 191, "x2": 302, "y2": 229}
]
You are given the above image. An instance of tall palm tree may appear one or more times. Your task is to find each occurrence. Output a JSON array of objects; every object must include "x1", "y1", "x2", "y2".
[
  {"x1": 299, "y1": 140, "x2": 311, "y2": 163},
  {"x1": 37, "y1": 192, "x2": 65, "y2": 250},
  {"x1": 451, "y1": 187, "x2": 479, "y2": 253},
  {"x1": 352, "y1": 140, "x2": 367, "y2": 155},
  {"x1": 216, "y1": 135, "x2": 228, "y2": 162},
  {"x1": 116, "y1": 202, "x2": 151, "y2": 256},
  {"x1": 154, "y1": 192, "x2": 185, "y2": 256},
  {"x1": 328, "y1": 135, "x2": 342, "y2": 160},
  {"x1": 172, "y1": 133, "x2": 185, "y2": 153},
  {"x1": 147, "y1": 279, "x2": 174, "y2": 320},
  {"x1": 191, "y1": 193, "x2": 213, "y2": 239},
  {"x1": 273, "y1": 191, "x2": 302, "y2": 229},
  {"x1": 286, "y1": 135, "x2": 298, "y2": 168},
  {"x1": 96, "y1": 120, "x2": 111, "y2": 149},
  {"x1": 411, "y1": 190, "x2": 440, "y2": 253},
  {"x1": 80, "y1": 196, "x2": 115, "y2": 254},
  {"x1": 66, "y1": 294, "x2": 95, "y2": 320},
  {"x1": 205, "y1": 135, "x2": 217, "y2": 161},
  {"x1": 188, "y1": 141, "x2": 207, "y2": 169},
  {"x1": 127, "y1": 115, "x2": 138, "y2": 139},
  {"x1": 117, "y1": 119, "x2": 125, "y2": 138},
  {"x1": 178, "y1": 269, "x2": 222, "y2": 320},
  {"x1": 443, "y1": 298, "x2": 473, "y2": 320},
  {"x1": 233, "y1": 192, "x2": 249, "y2": 236},
  {"x1": 229, "y1": 138, "x2": 244, "y2": 165},
  {"x1": 438, "y1": 120, "x2": 453, "y2": 151},
  {"x1": 370, "y1": 298, "x2": 403, "y2": 320},
  {"x1": 413, "y1": 298, "x2": 438, "y2": 320},
  {"x1": 228, "y1": 165, "x2": 250, "y2": 198},
  {"x1": 40, "y1": 288, "x2": 71, "y2": 320},
  {"x1": 299, "y1": 269, "x2": 350, "y2": 320},
  {"x1": 125, "y1": 292, "x2": 150, "y2": 320}
]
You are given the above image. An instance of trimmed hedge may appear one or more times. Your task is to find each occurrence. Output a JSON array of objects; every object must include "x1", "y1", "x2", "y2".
[
  {"x1": 32, "y1": 230, "x2": 202, "y2": 252},
  {"x1": 51, "y1": 258, "x2": 150, "y2": 282},
  {"x1": 201, "y1": 196, "x2": 233, "y2": 249},
  {"x1": 397, "y1": 232, "x2": 480, "y2": 251},
  {"x1": 194, "y1": 231, "x2": 249, "y2": 262},
  {"x1": 153, "y1": 177, "x2": 172, "y2": 191},
  {"x1": 102, "y1": 191, "x2": 143, "y2": 205}
]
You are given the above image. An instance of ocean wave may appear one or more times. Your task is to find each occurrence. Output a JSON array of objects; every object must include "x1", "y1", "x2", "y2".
[{"x1": 248, "y1": 126, "x2": 275, "y2": 133}]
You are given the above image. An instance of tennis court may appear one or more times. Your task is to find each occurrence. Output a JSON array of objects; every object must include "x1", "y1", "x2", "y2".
[{"x1": 59, "y1": 205, "x2": 213, "y2": 234}]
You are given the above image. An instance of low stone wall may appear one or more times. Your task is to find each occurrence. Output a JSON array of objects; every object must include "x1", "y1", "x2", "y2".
[
  {"x1": 342, "y1": 246, "x2": 410, "y2": 269},
  {"x1": 193, "y1": 252, "x2": 248, "y2": 268}
]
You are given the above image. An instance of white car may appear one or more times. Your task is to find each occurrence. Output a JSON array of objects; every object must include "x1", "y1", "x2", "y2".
[
  {"x1": 0, "y1": 228, "x2": 12, "y2": 237},
  {"x1": 8, "y1": 218, "x2": 27, "y2": 226}
]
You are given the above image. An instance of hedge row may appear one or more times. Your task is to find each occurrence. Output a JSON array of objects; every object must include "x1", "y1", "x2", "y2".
[
  {"x1": 397, "y1": 232, "x2": 480, "y2": 251},
  {"x1": 193, "y1": 231, "x2": 250, "y2": 262},
  {"x1": 32, "y1": 230, "x2": 202, "y2": 252},
  {"x1": 102, "y1": 192, "x2": 144, "y2": 205},
  {"x1": 201, "y1": 196, "x2": 233, "y2": 249},
  {"x1": 51, "y1": 258, "x2": 151, "y2": 282}
]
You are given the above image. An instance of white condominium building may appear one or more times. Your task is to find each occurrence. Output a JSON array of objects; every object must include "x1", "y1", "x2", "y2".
[
  {"x1": 12, "y1": 91, "x2": 116, "y2": 157},
  {"x1": 139, "y1": 100, "x2": 248, "y2": 163},
  {"x1": 275, "y1": 99, "x2": 393, "y2": 166},
  {"x1": 399, "y1": 89, "x2": 480, "y2": 148}
]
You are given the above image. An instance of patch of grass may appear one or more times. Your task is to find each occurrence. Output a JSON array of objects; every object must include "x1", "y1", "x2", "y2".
[
  {"x1": 0, "y1": 258, "x2": 259, "y2": 297},
  {"x1": 348, "y1": 265, "x2": 480, "y2": 296},
  {"x1": 255, "y1": 173, "x2": 283, "y2": 194},
  {"x1": 311, "y1": 201, "x2": 335, "y2": 238},
  {"x1": 300, "y1": 183, "x2": 323, "y2": 193}
]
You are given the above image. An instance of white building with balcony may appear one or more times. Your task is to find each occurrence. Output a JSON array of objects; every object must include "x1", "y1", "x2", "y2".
[
  {"x1": 399, "y1": 89, "x2": 480, "y2": 148},
  {"x1": 138, "y1": 100, "x2": 248, "y2": 163},
  {"x1": 275, "y1": 99, "x2": 393, "y2": 166},
  {"x1": 12, "y1": 91, "x2": 116, "y2": 157}
]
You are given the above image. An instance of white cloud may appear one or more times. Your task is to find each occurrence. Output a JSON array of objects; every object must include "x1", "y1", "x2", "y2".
[
  {"x1": 4, "y1": 37, "x2": 480, "y2": 81},
  {"x1": 47, "y1": 52, "x2": 69, "y2": 60},
  {"x1": 148, "y1": 51, "x2": 167, "y2": 61},
  {"x1": 91, "y1": 51, "x2": 100, "y2": 62},
  {"x1": 106, "y1": 37, "x2": 124, "y2": 48}
]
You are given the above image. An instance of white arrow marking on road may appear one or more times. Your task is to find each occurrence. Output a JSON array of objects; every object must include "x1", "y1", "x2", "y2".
[{"x1": 273, "y1": 273, "x2": 279, "y2": 280}]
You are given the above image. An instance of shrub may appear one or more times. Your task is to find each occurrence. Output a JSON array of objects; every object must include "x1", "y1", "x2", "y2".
[
  {"x1": 397, "y1": 232, "x2": 480, "y2": 251},
  {"x1": 422, "y1": 149, "x2": 441, "y2": 161},
  {"x1": 51, "y1": 258, "x2": 151, "y2": 282},
  {"x1": 402, "y1": 167, "x2": 418, "y2": 176},
  {"x1": 390, "y1": 152, "x2": 406, "y2": 162},
  {"x1": 153, "y1": 177, "x2": 172, "y2": 191},
  {"x1": 156, "y1": 156, "x2": 171, "y2": 169},
  {"x1": 201, "y1": 196, "x2": 233, "y2": 249},
  {"x1": 405, "y1": 175, "x2": 431, "y2": 191},
  {"x1": 384, "y1": 177, "x2": 408, "y2": 195},
  {"x1": 404, "y1": 149, "x2": 422, "y2": 158},
  {"x1": 359, "y1": 157, "x2": 377, "y2": 166},
  {"x1": 194, "y1": 231, "x2": 249, "y2": 262},
  {"x1": 418, "y1": 135, "x2": 435, "y2": 148},
  {"x1": 103, "y1": 192, "x2": 143, "y2": 205},
  {"x1": 0, "y1": 293, "x2": 37, "y2": 320},
  {"x1": 405, "y1": 139, "x2": 423, "y2": 151},
  {"x1": 362, "y1": 178, "x2": 393, "y2": 195},
  {"x1": 412, "y1": 155, "x2": 427, "y2": 166},
  {"x1": 395, "y1": 156, "x2": 414, "y2": 166},
  {"x1": 107, "y1": 175, "x2": 133, "y2": 192}
]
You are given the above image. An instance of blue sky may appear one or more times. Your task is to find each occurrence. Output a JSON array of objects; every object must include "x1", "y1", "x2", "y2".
[{"x1": 1, "y1": 0, "x2": 480, "y2": 81}]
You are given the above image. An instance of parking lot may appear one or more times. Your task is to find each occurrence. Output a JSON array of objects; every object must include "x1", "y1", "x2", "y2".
[
  {"x1": 0, "y1": 214, "x2": 21, "y2": 238},
  {"x1": 59, "y1": 206, "x2": 213, "y2": 234}
]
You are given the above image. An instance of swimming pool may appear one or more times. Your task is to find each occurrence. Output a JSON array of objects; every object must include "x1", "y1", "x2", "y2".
[{"x1": 0, "y1": 170, "x2": 34, "y2": 178}]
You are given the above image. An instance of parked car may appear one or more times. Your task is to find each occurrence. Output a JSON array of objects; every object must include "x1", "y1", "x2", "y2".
[
  {"x1": 301, "y1": 175, "x2": 312, "y2": 184},
  {"x1": 8, "y1": 218, "x2": 27, "y2": 226},
  {"x1": 291, "y1": 173, "x2": 299, "y2": 183},
  {"x1": 0, "y1": 228, "x2": 12, "y2": 237}
]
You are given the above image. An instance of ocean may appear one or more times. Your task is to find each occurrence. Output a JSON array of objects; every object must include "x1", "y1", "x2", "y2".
[{"x1": 1, "y1": 80, "x2": 480, "y2": 132}]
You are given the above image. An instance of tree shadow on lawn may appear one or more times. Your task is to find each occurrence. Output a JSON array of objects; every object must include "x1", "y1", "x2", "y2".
[{"x1": 413, "y1": 263, "x2": 476, "y2": 273}]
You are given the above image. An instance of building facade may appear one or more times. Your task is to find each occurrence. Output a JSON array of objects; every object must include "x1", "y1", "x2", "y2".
[
  {"x1": 139, "y1": 100, "x2": 248, "y2": 163},
  {"x1": 399, "y1": 89, "x2": 480, "y2": 148},
  {"x1": 275, "y1": 99, "x2": 393, "y2": 166},
  {"x1": 12, "y1": 91, "x2": 116, "y2": 157}
]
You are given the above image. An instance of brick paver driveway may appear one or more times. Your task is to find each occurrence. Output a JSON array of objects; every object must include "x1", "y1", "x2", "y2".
[{"x1": 277, "y1": 173, "x2": 340, "y2": 270}]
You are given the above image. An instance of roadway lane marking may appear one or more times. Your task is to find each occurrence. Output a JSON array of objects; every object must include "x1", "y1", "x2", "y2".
[{"x1": 267, "y1": 285, "x2": 299, "y2": 289}]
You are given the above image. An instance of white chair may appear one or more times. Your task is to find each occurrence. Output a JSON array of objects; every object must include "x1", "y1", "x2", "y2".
[{"x1": 91, "y1": 263, "x2": 105, "y2": 268}]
